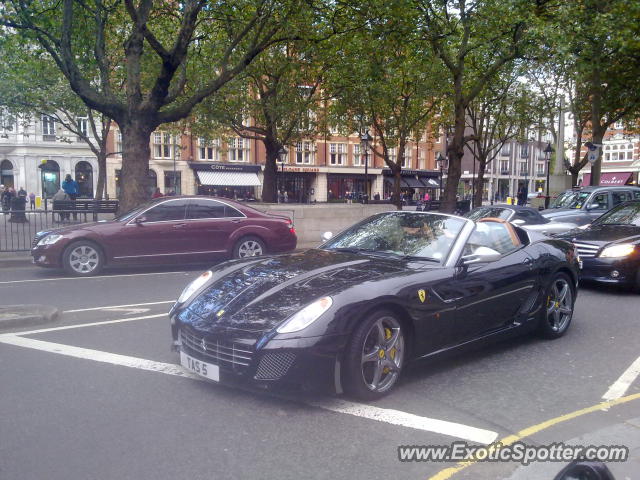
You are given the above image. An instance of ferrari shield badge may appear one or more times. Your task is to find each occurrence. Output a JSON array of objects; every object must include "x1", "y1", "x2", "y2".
[{"x1": 418, "y1": 289, "x2": 427, "y2": 303}]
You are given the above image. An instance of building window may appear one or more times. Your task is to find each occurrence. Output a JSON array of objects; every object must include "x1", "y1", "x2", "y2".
[
  {"x1": 520, "y1": 144, "x2": 529, "y2": 158},
  {"x1": 116, "y1": 130, "x2": 122, "y2": 153},
  {"x1": 500, "y1": 144, "x2": 511, "y2": 156},
  {"x1": 418, "y1": 149, "x2": 425, "y2": 170},
  {"x1": 536, "y1": 163, "x2": 545, "y2": 175},
  {"x1": 614, "y1": 121, "x2": 624, "y2": 130},
  {"x1": 228, "y1": 137, "x2": 249, "y2": 162},
  {"x1": 518, "y1": 161, "x2": 528, "y2": 175},
  {"x1": 199, "y1": 138, "x2": 219, "y2": 161},
  {"x1": 164, "y1": 171, "x2": 181, "y2": 195},
  {"x1": 329, "y1": 143, "x2": 347, "y2": 165},
  {"x1": 296, "y1": 141, "x2": 314, "y2": 164},
  {"x1": 353, "y1": 144, "x2": 362, "y2": 166},
  {"x1": 153, "y1": 132, "x2": 172, "y2": 158},
  {"x1": 388, "y1": 147, "x2": 397, "y2": 165},
  {"x1": 500, "y1": 160, "x2": 509, "y2": 173},
  {"x1": 42, "y1": 115, "x2": 56, "y2": 140},
  {"x1": 77, "y1": 118, "x2": 88, "y2": 141}
]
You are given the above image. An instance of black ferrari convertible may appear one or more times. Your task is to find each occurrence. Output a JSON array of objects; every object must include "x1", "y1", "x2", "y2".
[{"x1": 170, "y1": 211, "x2": 580, "y2": 399}]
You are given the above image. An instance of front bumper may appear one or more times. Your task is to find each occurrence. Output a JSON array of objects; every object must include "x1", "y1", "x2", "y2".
[
  {"x1": 580, "y1": 256, "x2": 639, "y2": 285},
  {"x1": 171, "y1": 320, "x2": 347, "y2": 393},
  {"x1": 30, "y1": 244, "x2": 64, "y2": 268}
]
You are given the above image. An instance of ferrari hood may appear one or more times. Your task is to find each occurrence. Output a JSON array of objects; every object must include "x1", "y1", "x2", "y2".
[
  {"x1": 561, "y1": 224, "x2": 640, "y2": 246},
  {"x1": 177, "y1": 249, "x2": 408, "y2": 334}
]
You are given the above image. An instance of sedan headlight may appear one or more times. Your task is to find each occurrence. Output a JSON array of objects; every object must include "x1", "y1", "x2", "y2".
[
  {"x1": 276, "y1": 297, "x2": 333, "y2": 334},
  {"x1": 177, "y1": 270, "x2": 213, "y2": 304},
  {"x1": 599, "y1": 244, "x2": 636, "y2": 258},
  {"x1": 37, "y1": 234, "x2": 63, "y2": 246}
]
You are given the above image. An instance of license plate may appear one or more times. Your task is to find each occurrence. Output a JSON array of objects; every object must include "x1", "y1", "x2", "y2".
[{"x1": 180, "y1": 351, "x2": 219, "y2": 382}]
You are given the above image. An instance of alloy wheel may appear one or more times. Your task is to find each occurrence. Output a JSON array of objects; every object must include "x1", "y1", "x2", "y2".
[
  {"x1": 238, "y1": 240, "x2": 263, "y2": 257},
  {"x1": 68, "y1": 245, "x2": 100, "y2": 274},
  {"x1": 360, "y1": 316, "x2": 404, "y2": 393},
  {"x1": 546, "y1": 277, "x2": 573, "y2": 332}
]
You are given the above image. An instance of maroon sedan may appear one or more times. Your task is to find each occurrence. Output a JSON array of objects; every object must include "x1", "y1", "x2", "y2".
[{"x1": 31, "y1": 196, "x2": 297, "y2": 276}]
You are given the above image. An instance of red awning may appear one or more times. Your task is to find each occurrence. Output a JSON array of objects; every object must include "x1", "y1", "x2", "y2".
[{"x1": 581, "y1": 172, "x2": 633, "y2": 186}]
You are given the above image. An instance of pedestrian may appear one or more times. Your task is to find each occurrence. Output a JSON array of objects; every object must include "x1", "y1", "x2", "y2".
[
  {"x1": 52, "y1": 188, "x2": 69, "y2": 222},
  {"x1": 2, "y1": 186, "x2": 14, "y2": 214},
  {"x1": 152, "y1": 187, "x2": 163, "y2": 199},
  {"x1": 374, "y1": 192, "x2": 380, "y2": 201},
  {"x1": 29, "y1": 192, "x2": 36, "y2": 209},
  {"x1": 0, "y1": 185, "x2": 7, "y2": 214},
  {"x1": 283, "y1": 190, "x2": 288, "y2": 203},
  {"x1": 62, "y1": 174, "x2": 79, "y2": 220},
  {"x1": 517, "y1": 182, "x2": 527, "y2": 206},
  {"x1": 18, "y1": 186, "x2": 27, "y2": 199},
  {"x1": 345, "y1": 190, "x2": 352, "y2": 204}
]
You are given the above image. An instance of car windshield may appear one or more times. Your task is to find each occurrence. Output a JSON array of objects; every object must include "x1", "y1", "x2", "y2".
[
  {"x1": 550, "y1": 191, "x2": 589, "y2": 209},
  {"x1": 592, "y1": 202, "x2": 640, "y2": 226},
  {"x1": 465, "y1": 207, "x2": 512, "y2": 221},
  {"x1": 113, "y1": 201, "x2": 156, "y2": 222},
  {"x1": 321, "y1": 212, "x2": 467, "y2": 262}
]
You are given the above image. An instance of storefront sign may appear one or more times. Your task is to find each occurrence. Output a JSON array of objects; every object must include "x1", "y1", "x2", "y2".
[{"x1": 283, "y1": 166, "x2": 320, "y2": 173}]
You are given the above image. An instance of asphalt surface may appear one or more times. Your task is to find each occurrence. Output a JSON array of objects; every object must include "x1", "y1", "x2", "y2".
[{"x1": 0, "y1": 261, "x2": 639, "y2": 480}]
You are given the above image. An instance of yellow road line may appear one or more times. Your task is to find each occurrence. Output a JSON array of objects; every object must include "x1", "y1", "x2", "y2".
[{"x1": 428, "y1": 392, "x2": 640, "y2": 480}]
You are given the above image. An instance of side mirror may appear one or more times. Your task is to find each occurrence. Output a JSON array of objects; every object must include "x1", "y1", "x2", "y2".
[
  {"x1": 135, "y1": 216, "x2": 147, "y2": 224},
  {"x1": 460, "y1": 246, "x2": 502, "y2": 265},
  {"x1": 511, "y1": 219, "x2": 525, "y2": 226},
  {"x1": 321, "y1": 231, "x2": 333, "y2": 242}
]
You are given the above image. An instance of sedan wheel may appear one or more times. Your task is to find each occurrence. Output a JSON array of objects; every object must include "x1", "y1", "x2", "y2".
[
  {"x1": 233, "y1": 236, "x2": 265, "y2": 258},
  {"x1": 344, "y1": 311, "x2": 405, "y2": 400},
  {"x1": 63, "y1": 241, "x2": 104, "y2": 276},
  {"x1": 539, "y1": 273, "x2": 574, "y2": 338}
]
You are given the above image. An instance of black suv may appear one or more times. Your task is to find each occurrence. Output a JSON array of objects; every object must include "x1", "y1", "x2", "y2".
[{"x1": 541, "y1": 186, "x2": 640, "y2": 226}]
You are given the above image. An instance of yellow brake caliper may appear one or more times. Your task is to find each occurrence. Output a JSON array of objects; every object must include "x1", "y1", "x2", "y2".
[{"x1": 383, "y1": 327, "x2": 395, "y2": 374}]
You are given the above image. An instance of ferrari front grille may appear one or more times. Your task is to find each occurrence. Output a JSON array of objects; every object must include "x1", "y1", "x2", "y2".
[
  {"x1": 179, "y1": 326, "x2": 254, "y2": 369},
  {"x1": 573, "y1": 242, "x2": 600, "y2": 258},
  {"x1": 254, "y1": 352, "x2": 296, "y2": 380}
]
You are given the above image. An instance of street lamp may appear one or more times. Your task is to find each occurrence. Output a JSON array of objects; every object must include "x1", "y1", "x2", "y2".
[
  {"x1": 544, "y1": 142, "x2": 554, "y2": 208},
  {"x1": 277, "y1": 146, "x2": 287, "y2": 202},
  {"x1": 436, "y1": 153, "x2": 446, "y2": 200},
  {"x1": 360, "y1": 130, "x2": 373, "y2": 203}
]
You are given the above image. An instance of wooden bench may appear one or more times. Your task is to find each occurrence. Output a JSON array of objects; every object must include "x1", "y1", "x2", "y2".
[{"x1": 52, "y1": 200, "x2": 119, "y2": 222}]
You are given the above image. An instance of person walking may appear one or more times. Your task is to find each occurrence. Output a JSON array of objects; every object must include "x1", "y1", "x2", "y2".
[
  {"x1": 29, "y1": 192, "x2": 36, "y2": 210},
  {"x1": 283, "y1": 190, "x2": 288, "y2": 203},
  {"x1": 62, "y1": 174, "x2": 79, "y2": 220},
  {"x1": 517, "y1": 182, "x2": 527, "y2": 206}
]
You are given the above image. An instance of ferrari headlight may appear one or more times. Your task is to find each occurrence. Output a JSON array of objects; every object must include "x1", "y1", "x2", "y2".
[
  {"x1": 177, "y1": 270, "x2": 213, "y2": 304},
  {"x1": 276, "y1": 297, "x2": 333, "y2": 334},
  {"x1": 599, "y1": 244, "x2": 635, "y2": 258},
  {"x1": 37, "y1": 234, "x2": 62, "y2": 246}
]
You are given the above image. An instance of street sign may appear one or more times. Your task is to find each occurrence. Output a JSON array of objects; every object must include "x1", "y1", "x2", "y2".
[{"x1": 587, "y1": 143, "x2": 602, "y2": 164}]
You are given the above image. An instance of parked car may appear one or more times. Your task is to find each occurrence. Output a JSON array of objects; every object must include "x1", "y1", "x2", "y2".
[
  {"x1": 557, "y1": 200, "x2": 640, "y2": 290},
  {"x1": 466, "y1": 205, "x2": 578, "y2": 236},
  {"x1": 541, "y1": 185, "x2": 640, "y2": 226},
  {"x1": 170, "y1": 211, "x2": 580, "y2": 399},
  {"x1": 31, "y1": 196, "x2": 297, "y2": 276}
]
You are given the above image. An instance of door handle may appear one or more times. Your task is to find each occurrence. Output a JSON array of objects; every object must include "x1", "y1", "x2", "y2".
[
  {"x1": 231, "y1": 219, "x2": 243, "y2": 223},
  {"x1": 522, "y1": 257, "x2": 533, "y2": 266},
  {"x1": 173, "y1": 223, "x2": 186, "y2": 229}
]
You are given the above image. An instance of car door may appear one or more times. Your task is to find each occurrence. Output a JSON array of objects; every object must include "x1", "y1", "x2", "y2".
[
  {"x1": 431, "y1": 221, "x2": 536, "y2": 345},
  {"x1": 183, "y1": 199, "x2": 244, "y2": 258},
  {"x1": 585, "y1": 191, "x2": 611, "y2": 221},
  {"x1": 612, "y1": 190, "x2": 632, "y2": 207},
  {"x1": 109, "y1": 199, "x2": 189, "y2": 263}
]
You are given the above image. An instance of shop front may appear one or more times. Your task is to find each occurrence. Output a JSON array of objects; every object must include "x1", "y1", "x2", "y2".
[
  {"x1": 383, "y1": 169, "x2": 439, "y2": 204},
  {"x1": 326, "y1": 173, "x2": 370, "y2": 202},
  {"x1": 581, "y1": 172, "x2": 635, "y2": 186},
  {"x1": 190, "y1": 162, "x2": 261, "y2": 200},
  {"x1": 279, "y1": 165, "x2": 320, "y2": 203}
]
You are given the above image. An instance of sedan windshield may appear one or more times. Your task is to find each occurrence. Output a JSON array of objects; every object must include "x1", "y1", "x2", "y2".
[
  {"x1": 592, "y1": 202, "x2": 640, "y2": 227},
  {"x1": 551, "y1": 191, "x2": 590, "y2": 209},
  {"x1": 465, "y1": 207, "x2": 512, "y2": 221},
  {"x1": 322, "y1": 212, "x2": 467, "y2": 262}
]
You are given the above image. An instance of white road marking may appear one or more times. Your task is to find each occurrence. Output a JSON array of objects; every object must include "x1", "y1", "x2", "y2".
[
  {"x1": 309, "y1": 399, "x2": 498, "y2": 444},
  {"x1": 98, "y1": 307, "x2": 151, "y2": 315},
  {"x1": 602, "y1": 355, "x2": 640, "y2": 401},
  {"x1": 0, "y1": 313, "x2": 166, "y2": 338},
  {"x1": 0, "y1": 270, "x2": 188, "y2": 285},
  {"x1": 0, "y1": 331, "x2": 499, "y2": 444},
  {"x1": 64, "y1": 300, "x2": 174, "y2": 313}
]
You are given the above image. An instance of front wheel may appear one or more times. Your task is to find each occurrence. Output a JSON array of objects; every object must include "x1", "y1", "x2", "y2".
[
  {"x1": 343, "y1": 311, "x2": 405, "y2": 400},
  {"x1": 538, "y1": 272, "x2": 575, "y2": 339},
  {"x1": 233, "y1": 236, "x2": 266, "y2": 259},
  {"x1": 62, "y1": 241, "x2": 104, "y2": 276}
]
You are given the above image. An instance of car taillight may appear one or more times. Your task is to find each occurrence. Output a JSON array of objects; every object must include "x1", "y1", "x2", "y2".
[{"x1": 287, "y1": 219, "x2": 296, "y2": 235}]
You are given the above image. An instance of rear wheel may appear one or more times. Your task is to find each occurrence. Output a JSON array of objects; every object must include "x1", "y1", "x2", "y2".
[
  {"x1": 343, "y1": 310, "x2": 405, "y2": 400},
  {"x1": 538, "y1": 272, "x2": 575, "y2": 339},
  {"x1": 233, "y1": 236, "x2": 266, "y2": 259},
  {"x1": 62, "y1": 241, "x2": 104, "y2": 276}
]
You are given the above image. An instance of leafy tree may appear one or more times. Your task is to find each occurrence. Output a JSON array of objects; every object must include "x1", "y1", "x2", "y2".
[
  {"x1": 0, "y1": 35, "x2": 112, "y2": 199},
  {"x1": 1, "y1": 0, "x2": 310, "y2": 211}
]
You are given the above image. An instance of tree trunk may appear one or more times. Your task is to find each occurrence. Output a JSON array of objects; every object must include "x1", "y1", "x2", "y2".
[
  {"x1": 95, "y1": 151, "x2": 107, "y2": 201},
  {"x1": 571, "y1": 171, "x2": 579, "y2": 187},
  {"x1": 588, "y1": 127, "x2": 606, "y2": 186},
  {"x1": 262, "y1": 140, "x2": 279, "y2": 203},
  {"x1": 119, "y1": 123, "x2": 153, "y2": 213},
  {"x1": 393, "y1": 169, "x2": 402, "y2": 210},
  {"x1": 473, "y1": 160, "x2": 487, "y2": 209}
]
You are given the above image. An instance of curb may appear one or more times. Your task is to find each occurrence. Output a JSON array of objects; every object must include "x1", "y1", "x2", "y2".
[
  {"x1": 0, "y1": 305, "x2": 60, "y2": 330},
  {"x1": 0, "y1": 256, "x2": 32, "y2": 268}
]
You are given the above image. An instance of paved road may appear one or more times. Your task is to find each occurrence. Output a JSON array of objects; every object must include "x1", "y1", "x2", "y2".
[{"x1": 1, "y1": 263, "x2": 639, "y2": 480}]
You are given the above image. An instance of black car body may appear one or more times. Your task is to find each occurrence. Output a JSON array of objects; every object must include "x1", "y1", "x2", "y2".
[
  {"x1": 466, "y1": 205, "x2": 578, "y2": 236},
  {"x1": 557, "y1": 201, "x2": 640, "y2": 288},
  {"x1": 170, "y1": 211, "x2": 580, "y2": 398},
  {"x1": 541, "y1": 186, "x2": 640, "y2": 226}
]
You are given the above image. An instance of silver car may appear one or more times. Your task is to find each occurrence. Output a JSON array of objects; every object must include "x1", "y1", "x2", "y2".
[{"x1": 466, "y1": 205, "x2": 578, "y2": 236}]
